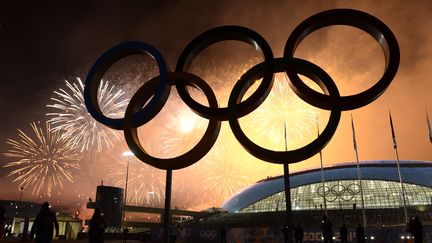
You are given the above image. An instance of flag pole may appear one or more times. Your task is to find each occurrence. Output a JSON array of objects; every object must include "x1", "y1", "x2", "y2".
[
  {"x1": 389, "y1": 110, "x2": 408, "y2": 223},
  {"x1": 317, "y1": 117, "x2": 327, "y2": 215},
  {"x1": 283, "y1": 122, "x2": 293, "y2": 243},
  {"x1": 426, "y1": 107, "x2": 432, "y2": 143},
  {"x1": 351, "y1": 114, "x2": 367, "y2": 227}
]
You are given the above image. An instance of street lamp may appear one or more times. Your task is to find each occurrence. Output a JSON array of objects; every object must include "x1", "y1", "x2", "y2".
[
  {"x1": 122, "y1": 151, "x2": 134, "y2": 229},
  {"x1": 19, "y1": 187, "x2": 24, "y2": 201}
]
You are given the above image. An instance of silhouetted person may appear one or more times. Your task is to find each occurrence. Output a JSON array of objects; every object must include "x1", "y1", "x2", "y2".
[
  {"x1": 408, "y1": 216, "x2": 423, "y2": 243},
  {"x1": 0, "y1": 206, "x2": 5, "y2": 240},
  {"x1": 340, "y1": 223, "x2": 348, "y2": 243},
  {"x1": 122, "y1": 228, "x2": 129, "y2": 243},
  {"x1": 88, "y1": 208, "x2": 107, "y2": 243},
  {"x1": 321, "y1": 215, "x2": 333, "y2": 243},
  {"x1": 220, "y1": 226, "x2": 227, "y2": 243},
  {"x1": 294, "y1": 224, "x2": 304, "y2": 243},
  {"x1": 356, "y1": 224, "x2": 365, "y2": 243},
  {"x1": 169, "y1": 228, "x2": 176, "y2": 243},
  {"x1": 281, "y1": 224, "x2": 289, "y2": 243},
  {"x1": 30, "y1": 202, "x2": 59, "y2": 243}
]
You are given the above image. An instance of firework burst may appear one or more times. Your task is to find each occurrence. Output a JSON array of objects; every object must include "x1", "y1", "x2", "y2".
[
  {"x1": 159, "y1": 107, "x2": 209, "y2": 159},
  {"x1": 47, "y1": 78, "x2": 128, "y2": 152},
  {"x1": 96, "y1": 63, "x2": 320, "y2": 209},
  {"x1": 106, "y1": 157, "x2": 166, "y2": 206},
  {"x1": 201, "y1": 156, "x2": 251, "y2": 202},
  {"x1": 241, "y1": 75, "x2": 321, "y2": 149},
  {"x1": 195, "y1": 128, "x2": 281, "y2": 206},
  {"x1": 3, "y1": 121, "x2": 81, "y2": 197}
]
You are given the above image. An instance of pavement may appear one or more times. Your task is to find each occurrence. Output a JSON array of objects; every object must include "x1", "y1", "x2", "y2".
[{"x1": 1, "y1": 240, "x2": 142, "y2": 243}]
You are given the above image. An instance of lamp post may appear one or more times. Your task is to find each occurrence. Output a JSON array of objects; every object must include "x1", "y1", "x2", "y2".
[
  {"x1": 122, "y1": 151, "x2": 134, "y2": 230},
  {"x1": 19, "y1": 187, "x2": 24, "y2": 201},
  {"x1": 317, "y1": 118, "x2": 327, "y2": 215},
  {"x1": 283, "y1": 122, "x2": 293, "y2": 243}
]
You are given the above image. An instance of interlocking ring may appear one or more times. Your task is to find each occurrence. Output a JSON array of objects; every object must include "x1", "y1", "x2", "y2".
[
  {"x1": 199, "y1": 230, "x2": 217, "y2": 240},
  {"x1": 84, "y1": 9, "x2": 399, "y2": 170},
  {"x1": 123, "y1": 72, "x2": 221, "y2": 170},
  {"x1": 84, "y1": 42, "x2": 170, "y2": 130},
  {"x1": 317, "y1": 185, "x2": 331, "y2": 198},
  {"x1": 317, "y1": 183, "x2": 361, "y2": 202},
  {"x1": 229, "y1": 57, "x2": 341, "y2": 163},
  {"x1": 176, "y1": 25, "x2": 274, "y2": 120},
  {"x1": 284, "y1": 9, "x2": 399, "y2": 110},
  {"x1": 347, "y1": 183, "x2": 361, "y2": 194}
]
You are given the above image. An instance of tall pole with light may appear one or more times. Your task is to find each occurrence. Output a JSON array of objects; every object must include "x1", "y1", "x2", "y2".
[
  {"x1": 283, "y1": 122, "x2": 293, "y2": 243},
  {"x1": 17, "y1": 187, "x2": 25, "y2": 221},
  {"x1": 122, "y1": 151, "x2": 134, "y2": 230},
  {"x1": 317, "y1": 118, "x2": 327, "y2": 215},
  {"x1": 19, "y1": 187, "x2": 24, "y2": 201}
]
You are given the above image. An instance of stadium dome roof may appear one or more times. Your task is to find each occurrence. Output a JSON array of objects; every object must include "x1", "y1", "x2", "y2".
[{"x1": 221, "y1": 160, "x2": 432, "y2": 212}]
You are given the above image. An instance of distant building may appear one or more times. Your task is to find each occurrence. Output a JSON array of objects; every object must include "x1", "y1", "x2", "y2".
[
  {"x1": 164, "y1": 160, "x2": 432, "y2": 242},
  {"x1": 220, "y1": 160, "x2": 432, "y2": 227},
  {"x1": 86, "y1": 185, "x2": 218, "y2": 230},
  {"x1": 94, "y1": 185, "x2": 123, "y2": 229},
  {"x1": 0, "y1": 200, "x2": 82, "y2": 239}
]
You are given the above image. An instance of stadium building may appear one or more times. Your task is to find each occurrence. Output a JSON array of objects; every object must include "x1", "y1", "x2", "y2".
[
  {"x1": 219, "y1": 160, "x2": 432, "y2": 227},
  {"x1": 89, "y1": 160, "x2": 432, "y2": 242}
]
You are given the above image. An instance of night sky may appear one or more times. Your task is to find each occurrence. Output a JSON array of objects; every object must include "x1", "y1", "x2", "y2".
[{"x1": 1, "y1": 1, "x2": 431, "y2": 214}]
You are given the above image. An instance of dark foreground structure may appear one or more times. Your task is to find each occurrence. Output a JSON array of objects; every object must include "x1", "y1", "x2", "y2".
[
  {"x1": 89, "y1": 160, "x2": 432, "y2": 242},
  {"x1": 165, "y1": 160, "x2": 432, "y2": 242}
]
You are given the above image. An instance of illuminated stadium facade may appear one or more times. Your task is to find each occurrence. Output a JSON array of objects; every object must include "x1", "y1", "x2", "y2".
[
  {"x1": 220, "y1": 160, "x2": 432, "y2": 226},
  {"x1": 90, "y1": 161, "x2": 432, "y2": 242}
]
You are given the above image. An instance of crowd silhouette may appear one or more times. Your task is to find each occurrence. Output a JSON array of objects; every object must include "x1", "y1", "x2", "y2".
[{"x1": 1, "y1": 200, "x2": 428, "y2": 242}]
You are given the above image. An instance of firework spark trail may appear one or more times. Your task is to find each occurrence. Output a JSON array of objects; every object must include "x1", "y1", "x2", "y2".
[
  {"x1": 3, "y1": 122, "x2": 81, "y2": 197},
  {"x1": 241, "y1": 75, "x2": 320, "y2": 149},
  {"x1": 85, "y1": 57, "x2": 319, "y2": 209},
  {"x1": 201, "y1": 158, "x2": 251, "y2": 202},
  {"x1": 136, "y1": 72, "x2": 319, "y2": 207},
  {"x1": 47, "y1": 78, "x2": 128, "y2": 152},
  {"x1": 159, "y1": 107, "x2": 209, "y2": 159},
  {"x1": 197, "y1": 127, "x2": 282, "y2": 205},
  {"x1": 189, "y1": 56, "x2": 261, "y2": 106},
  {"x1": 106, "y1": 157, "x2": 166, "y2": 206},
  {"x1": 157, "y1": 104, "x2": 277, "y2": 205}
]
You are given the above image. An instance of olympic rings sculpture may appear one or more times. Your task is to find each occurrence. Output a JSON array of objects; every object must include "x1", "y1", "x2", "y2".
[
  {"x1": 199, "y1": 230, "x2": 217, "y2": 240},
  {"x1": 317, "y1": 184, "x2": 361, "y2": 202},
  {"x1": 84, "y1": 9, "x2": 399, "y2": 170}
]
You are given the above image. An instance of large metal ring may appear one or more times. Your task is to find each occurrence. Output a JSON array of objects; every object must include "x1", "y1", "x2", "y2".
[
  {"x1": 84, "y1": 9, "x2": 399, "y2": 170},
  {"x1": 284, "y1": 9, "x2": 400, "y2": 110},
  {"x1": 84, "y1": 42, "x2": 170, "y2": 130},
  {"x1": 123, "y1": 72, "x2": 221, "y2": 170},
  {"x1": 175, "y1": 25, "x2": 274, "y2": 120},
  {"x1": 228, "y1": 57, "x2": 341, "y2": 164}
]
